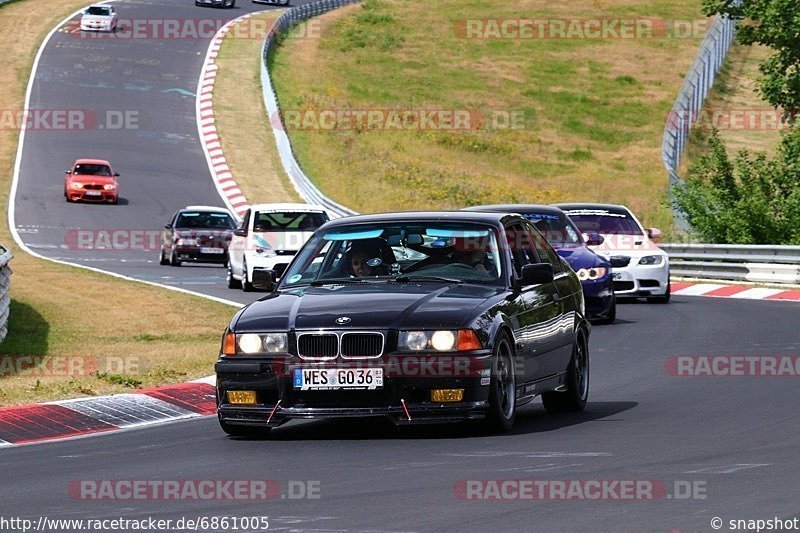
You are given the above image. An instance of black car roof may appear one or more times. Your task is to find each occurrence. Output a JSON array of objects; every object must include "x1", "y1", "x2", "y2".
[
  {"x1": 321, "y1": 211, "x2": 521, "y2": 228},
  {"x1": 553, "y1": 203, "x2": 630, "y2": 216},
  {"x1": 463, "y1": 204, "x2": 567, "y2": 218}
]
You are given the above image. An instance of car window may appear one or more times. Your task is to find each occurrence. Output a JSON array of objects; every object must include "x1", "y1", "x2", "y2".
[
  {"x1": 521, "y1": 213, "x2": 581, "y2": 246},
  {"x1": 504, "y1": 222, "x2": 538, "y2": 277},
  {"x1": 175, "y1": 212, "x2": 235, "y2": 229},
  {"x1": 563, "y1": 208, "x2": 644, "y2": 236},
  {"x1": 239, "y1": 209, "x2": 250, "y2": 231},
  {"x1": 73, "y1": 164, "x2": 111, "y2": 176},
  {"x1": 86, "y1": 6, "x2": 111, "y2": 15},
  {"x1": 252, "y1": 211, "x2": 328, "y2": 232},
  {"x1": 280, "y1": 222, "x2": 504, "y2": 287},
  {"x1": 522, "y1": 221, "x2": 564, "y2": 274}
]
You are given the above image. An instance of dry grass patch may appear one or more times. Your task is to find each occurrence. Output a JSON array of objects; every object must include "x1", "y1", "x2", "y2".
[
  {"x1": 0, "y1": 0, "x2": 236, "y2": 406},
  {"x1": 214, "y1": 11, "x2": 298, "y2": 204},
  {"x1": 269, "y1": 0, "x2": 707, "y2": 233}
]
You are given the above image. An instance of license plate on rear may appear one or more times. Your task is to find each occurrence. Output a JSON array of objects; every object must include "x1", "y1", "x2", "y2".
[
  {"x1": 199, "y1": 247, "x2": 224, "y2": 254},
  {"x1": 85, "y1": 190, "x2": 101, "y2": 196},
  {"x1": 293, "y1": 368, "x2": 383, "y2": 390}
]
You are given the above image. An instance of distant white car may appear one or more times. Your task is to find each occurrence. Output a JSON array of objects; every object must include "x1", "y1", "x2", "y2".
[
  {"x1": 556, "y1": 203, "x2": 670, "y2": 303},
  {"x1": 227, "y1": 203, "x2": 331, "y2": 291},
  {"x1": 80, "y1": 5, "x2": 118, "y2": 32}
]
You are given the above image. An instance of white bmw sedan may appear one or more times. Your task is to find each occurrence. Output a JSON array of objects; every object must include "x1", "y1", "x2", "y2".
[{"x1": 80, "y1": 5, "x2": 118, "y2": 32}]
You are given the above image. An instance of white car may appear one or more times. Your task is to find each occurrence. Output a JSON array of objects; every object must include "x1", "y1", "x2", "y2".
[
  {"x1": 80, "y1": 5, "x2": 118, "y2": 32},
  {"x1": 227, "y1": 203, "x2": 331, "y2": 291},
  {"x1": 555, "y1": 203, "x2": 670, "y2": 303}
]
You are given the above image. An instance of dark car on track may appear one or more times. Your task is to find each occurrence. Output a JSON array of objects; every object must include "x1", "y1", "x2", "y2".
[
  {"x1": 464, "y1": 205, "x2": 616, "y2": 323},
  {"x1": 160, "y1": 206, "x2": 237, "y2": 266},
  {"x1": 215, "y1": 211, "x2": 591, "y2": 436}
]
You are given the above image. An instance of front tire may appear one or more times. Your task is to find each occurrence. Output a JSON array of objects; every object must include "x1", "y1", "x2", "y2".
[
  {"x1": 159, "y1": 248, "x2": 169, "y2": 266},
  {"x1": 486, "y1": 332, "x2": 516, "y2": 432},
  {"x1": 542, "y1": 331, "x2": 589, "y2": 413},
  {"x1": 227, "y1": 261, "x2": 241, "y2": 289},
  {"x1": 169, "y1": 249, "x2": 182, "y2": 267},
  {"x1": 241, "y1": 259, "x2": 254, "y2": 292}
]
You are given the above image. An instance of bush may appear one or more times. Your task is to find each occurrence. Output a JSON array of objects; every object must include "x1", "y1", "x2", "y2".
[{"x1": 672, "y1": 128, "x2": 800, "y2": 244}]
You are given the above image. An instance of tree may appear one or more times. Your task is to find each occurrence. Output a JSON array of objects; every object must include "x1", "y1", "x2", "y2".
[
  {"x1": 672, "y1": 128, "x2": 800, "y2": 244},
  {"x1": 703, "y1": 0, "x2": 800, "y2": 117}
]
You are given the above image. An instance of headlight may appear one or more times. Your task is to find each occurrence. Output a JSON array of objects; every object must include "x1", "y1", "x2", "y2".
[
  {"x1": 103, "y1": 184, "x2": 116, "y2": 190},
  {"x1": 70, "y1": 182, "x2": 83, "y2": 189},
  {"x1": 254, "y1": 247, "x2": 277, "y2": 257},
  {"x1": 176, "y1": 238, "x2": 198, "y2": 246},
  {"x1": 639, "y1": 255, "x2": 664, "y2": 265},
  {"x1": 575, "y1": 267, "x2": 607, "y2": 281},
  {"x1": 399, "y1": 330, "x2": 482, "y2": 352},
  {"x1": 236, "y1": 333, "x2": 288, "y2": 354}
]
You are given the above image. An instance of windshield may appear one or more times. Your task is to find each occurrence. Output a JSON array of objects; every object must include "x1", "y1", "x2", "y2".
[
  {"x1": 521, "y1": 213, "x2": 582, "y2": 247},
  {"x1": 175, "y1": 212, "x2": 236, "y2": 230},
  {"x1": 252, "y1": 211, "x2": 328, "y2": 232},
  {"x1": 563, "y1": 209, "x2": 644, "y2": 236},
  {"x1": 73, "y1": 164, "x2": 111, "y2": 176},
  {"x1": 85, "y1": 6, "x2": 111, "y2": 15},
  {"x1": 280, "y1": 222, "x2": 504, "y2": 287}
]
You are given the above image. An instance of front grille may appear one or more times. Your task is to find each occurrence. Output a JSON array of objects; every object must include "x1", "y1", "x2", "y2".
[
  {"x1": 341, "y1": 333, "x2": 384, "y2": 358},
  {"x1": 639, "y1": 279, "x2": 660, "y2": 288},
  {"x1": 609, "y1": 256, "x2": 630, "y2": 268},
  {"x1": 297, "y1": 334, "x2": 338, "y2": 359},
  {"x1": 275, "y1": 250, "x2": 296, "y2": 256},
  {"x1": 84, "y1": 184, "x2": 103, "y2": 190},
  {"x1": 614, "y1": 281, "x2": 635, "y2": 291}
]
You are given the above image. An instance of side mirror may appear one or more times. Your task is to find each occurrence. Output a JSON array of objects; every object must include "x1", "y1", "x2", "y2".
[
  {"x1": 251, "y1": 269, "x2": 277, "y2": 291},
  {"x1": 64, "y1": 170, "x2": 71, "y2": 174},
  {"x1": 114, "y1": 172, "x2": 120, "y2": 177},
  {"x1": 519, "y1": 263, "x2": 554, "y2": 287},
  {"x1": 584, "y1": 232, "x2": 604, "y2": 246},
  {"x1": 233, "y1": 228, "x2": 247, "y2": 237},
  {"x1": 646, "y1": 228, "x2": 663, "y2": 242},
  {"x1": 164, "y1": 224, "x2": 172, "y2": 230}
]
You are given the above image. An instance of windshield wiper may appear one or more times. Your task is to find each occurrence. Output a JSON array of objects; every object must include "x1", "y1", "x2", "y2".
[
  {"x1": 394, "y1": 275, "x2": 464, "y2": 284},
  {"x1": 309, "y1": 277, "x2": 369, "y2": 286}
]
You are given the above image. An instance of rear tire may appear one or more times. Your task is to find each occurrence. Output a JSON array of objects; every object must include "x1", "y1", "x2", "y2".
[
  {"x1": 219, "y1": 419, "x2": 271, "y2": 438},
  {"x1": 542, "y1": 331, "x2": 589, "y2": 413},
  {"x1": 486, "y1": 332, "x2": 516, "y2": 432}
]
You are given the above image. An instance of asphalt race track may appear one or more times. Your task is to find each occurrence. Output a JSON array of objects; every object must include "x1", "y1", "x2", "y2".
[
  {"x1": 1, "y1": 297, "x2": 799, "y2": 531},
  {"x1": 6, "y1": 1, "x2": 800, "y2": 531},
  {"x1": 12, "y1": 0, "x2": 304, "y2": 306}
]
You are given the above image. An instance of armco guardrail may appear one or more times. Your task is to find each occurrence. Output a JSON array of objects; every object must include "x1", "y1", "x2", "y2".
[
  {"x1": 260, "y1": 0, "x2": 361, "y2": 218},
  {"x1": 662, "y1": 7, "x2": 739, "y2": 192},
  {"x1": 663, "y1": 244, "x2": 800, "y2": 284},
  {"x1": 0, "y1": 246, "x2": 12, "y2": 343}
]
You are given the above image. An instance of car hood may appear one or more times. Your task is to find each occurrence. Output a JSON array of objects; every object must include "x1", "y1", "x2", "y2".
[
  {"x1": 174, "y1": 229, "x2": 232, "y2": 238},
  {"x1": 82, "y1": 15, "x2": 114, "y2": 21},
  {"x1": 588, "y1": 234, "x2": 665, "y2": 257},
  {"x1": 250, "y1": 231, "x2": 313, "y2": 252},
  {"x1": 234, "y1": 282, "x2": 505, "y2": 332},
  {"x1": 556, "y1": 246, "x2": 608, "y2": 269}
]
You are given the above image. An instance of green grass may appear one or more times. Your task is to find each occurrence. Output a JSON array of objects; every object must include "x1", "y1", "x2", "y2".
[{"x1": 269, "y1": 0, "x2": 707, "y2": 233}]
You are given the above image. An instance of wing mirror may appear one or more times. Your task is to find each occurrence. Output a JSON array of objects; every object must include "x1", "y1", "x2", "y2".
[
  {"x1": 584, "y1": 232, "x2": 604, "y2": 246},
  {"x1": 64, "y1": 170, "x2": 71, "y2": 174},
  {"x1": 164, "y1": 224, "x2": 172, "y2": 230},
  {"x1": 251, "y1": 269, "x2": 277, "y2": 291},
  {"x1": 646, "y1": 228, "x2": 663, "y2": 242},
  {"x1": 114, "y1": 172, "x2": 120, "y2": 178},
  {"x1": 519, "y1": 263, "x2": 554, "y2": 287},
  {"x1": 233, "y1": 228, "x2": 247, "y2": 237}
]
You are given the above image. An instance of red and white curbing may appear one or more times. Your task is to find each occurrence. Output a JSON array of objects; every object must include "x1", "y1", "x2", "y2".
[
  {"x1": 197, "y1": 11, "x2": 271, "y2": 220},
  {"x1": 0, "y1": 377, "x2": 217, "y2": 448},
  {"x1": 671, "y1": 281, "x2": 800, "y2": 302}
]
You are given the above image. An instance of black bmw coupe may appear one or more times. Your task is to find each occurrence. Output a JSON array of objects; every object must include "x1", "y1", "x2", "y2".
[{"x1": 215, "y1": 211, "x2": 591, "y2": 436}]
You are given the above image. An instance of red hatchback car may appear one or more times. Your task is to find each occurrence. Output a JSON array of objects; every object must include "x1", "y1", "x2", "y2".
[{"x1": 64, "y1": 159, "x2": 120, "y2": 204}]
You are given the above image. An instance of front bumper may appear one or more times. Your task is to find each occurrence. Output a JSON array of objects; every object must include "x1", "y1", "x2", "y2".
[
  {"x1": 580, "y1": 277, "x2": 615, "y2": 318},
  {"x1": 246, "y1": 253, "x2": 296, "y2": 278},
  {"x1": 216, "y1": 354, "x2": 493, "y2": 427},
  {"x1": 611, "y1": 261, "x2": 669, "y2": 297},
  {"x1": 174, "y1": 246, "x2": 228, "y2": 264},
  {"x1": 80, "y1": 22, "x2": 113, "y2": 31},
  {"x1": 252, "y1": 0, "x2": 289, "y2": 4},
  {"x1": 68, "y1": 190, "x2": 116, "y2": 202}
]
